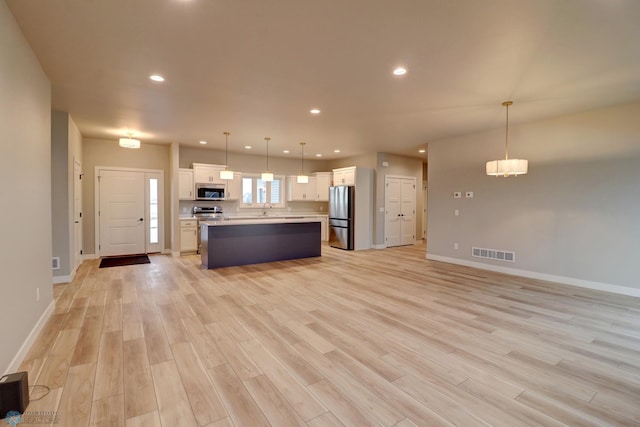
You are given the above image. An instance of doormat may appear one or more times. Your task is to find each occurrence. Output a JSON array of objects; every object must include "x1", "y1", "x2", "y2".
[{"x1": 99, "y1": 255, "x2": 150, "y2": 268}]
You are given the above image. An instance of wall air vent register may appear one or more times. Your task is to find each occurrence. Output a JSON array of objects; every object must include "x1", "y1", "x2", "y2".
[{"x1": 472, "y1": 247, "x2": 515, "y2": 263}]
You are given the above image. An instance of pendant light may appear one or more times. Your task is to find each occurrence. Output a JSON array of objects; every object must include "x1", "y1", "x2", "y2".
[
  {"x1": 297, "y1": 142, "x2": 309, "y2": 183},
  {"x1": 119, "y1": 132, "x2": 140, "y2": 149},
  {"x1": 220, "y1": 131, "x2": 234, "y2": 180},
  {"x1": 261, "y1": 137, "x2": 273, "y2": 182},
  {"x1": 486, "y1": 101, "x2": 528, "y2": 177}
]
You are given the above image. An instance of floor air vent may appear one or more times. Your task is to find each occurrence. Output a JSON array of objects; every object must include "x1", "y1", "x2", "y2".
[
  {"x1": 52, "y1": 257, "x2": 60, "y2": 270},
  {"x1": 472, "y1": 247, "x2": 515, "y2": 263}
]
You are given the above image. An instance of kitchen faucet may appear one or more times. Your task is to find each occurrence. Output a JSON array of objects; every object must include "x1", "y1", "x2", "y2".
[{"x1": 262, "y1": 202, "x2": 272, "y2": 215}]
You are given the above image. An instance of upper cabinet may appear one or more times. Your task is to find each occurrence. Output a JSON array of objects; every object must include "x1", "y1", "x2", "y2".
[
  {"x1": 225, "y1": 172, "x2": 243, "y2": 200},
  {"x1": 332, "y1": 167, "x2": 356, "y2": 186},
  {"x1": 178, "y1": 168, "x2": 194, "y2": 200},
  {"x1": 314, "y1": 172, "x2": 331, "y2": 201},
  {"x1": 287, "y1": 172, "x2": 331, "y2": 202},
  {"x1": 287, "y1": 176, "x2": 318, "y2": 201},
  {"x1": 192, "y1": 163, "x2": 226, "y2": 185}
]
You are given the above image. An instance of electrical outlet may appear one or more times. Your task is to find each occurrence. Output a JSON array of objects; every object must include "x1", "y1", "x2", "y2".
[
  {"x1": 454, "y1": 243, "x2": 459, "y2": 250},
  {"x1": 454, "y1": 209, "x2": 459, "y2": 216}
]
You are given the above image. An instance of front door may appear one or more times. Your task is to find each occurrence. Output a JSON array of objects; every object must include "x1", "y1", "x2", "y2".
[{"x1": 98, "y1": 170, "x2": 146, "y2": 256}]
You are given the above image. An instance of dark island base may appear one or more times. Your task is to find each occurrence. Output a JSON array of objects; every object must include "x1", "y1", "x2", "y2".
[{"x1": 201, "y1": 221, "x2": 321, "y2": 269}]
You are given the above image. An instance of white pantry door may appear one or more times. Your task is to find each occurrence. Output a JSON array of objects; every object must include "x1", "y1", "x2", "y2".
[
  {"x1": 385, "y1": 177, "x2": 402, "y2": 247},
  {"x1": 98, "y1": 170, "x2": 146, "y2": 256}
]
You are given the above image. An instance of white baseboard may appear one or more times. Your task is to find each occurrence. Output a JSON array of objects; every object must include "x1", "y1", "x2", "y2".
[
  {"x1": 83, "y1": 253, "x2": 99, "y2": 260},
  {"x1": 3, "y1": 300, "x2": 55, "y2": 376},
  {"x1": 171, "y1": 251, "x2": 181, "y2": 258},
  {"x1": 372, "y1": 244, "x2": 387, "y2": 249},
  {"x1": 426, "y1": 254, "x2": 640, "y2": 298},
  {"x1": 52, "y1": 275, "x2": 72, "y2": 284},
  {"x1": 161, "y1": 249, "x2": 172, "y2": 255}
]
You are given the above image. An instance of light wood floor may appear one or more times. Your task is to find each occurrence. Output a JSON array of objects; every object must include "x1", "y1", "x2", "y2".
[{"x1": 17, "y1": 243, "x2": 640, "y2": 426}]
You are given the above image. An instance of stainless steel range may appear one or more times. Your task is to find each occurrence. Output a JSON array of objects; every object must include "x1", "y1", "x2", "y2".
[{"x1": 193, "y1": 206, "x2": 224, "y2": 253}]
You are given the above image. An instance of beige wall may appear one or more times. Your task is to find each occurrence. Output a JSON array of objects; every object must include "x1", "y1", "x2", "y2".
[
  {"x1": 179, "y1": 146, "x2": 331, "y2": 175},
  {"x1": 51, "y1": 112, "x2": 82, "y2": 277},
  {"x1": 427, "y1": 101, "x2": 640, "y2": 291},
  {"x1": 0, "y1": 1, "x2": 53, "y2": 373},
  {"x1": 375, "y1": 153, "x2": 424, "y2": 246},
  {"x1": 83, "y1": 138, "x2": 171, "y2": 254}
]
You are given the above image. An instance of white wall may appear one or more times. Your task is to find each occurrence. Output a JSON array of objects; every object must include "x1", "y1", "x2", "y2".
[
  {"x1": 427, "y1": 101, "x2": 640, "y2": 293},
  {"x1": 0, "y1": 1, "x2": 53, "y2": 373}
]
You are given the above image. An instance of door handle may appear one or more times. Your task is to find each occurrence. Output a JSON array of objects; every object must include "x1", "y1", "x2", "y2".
[
  {"x1": 139, "y1": 218, "x2": 144, "y2": 222},
  {"x1": 75, "y1": 221, "x2": 80, "y2": 224}
]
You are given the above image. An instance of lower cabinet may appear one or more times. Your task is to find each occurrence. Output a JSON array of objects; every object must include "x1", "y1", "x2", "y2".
[
  {"x1": 180, "y1": 220, "x2": 197, "y2": 253},
  {"x1": 320, "y1": 216, "x2": 328, "y2": 241}
]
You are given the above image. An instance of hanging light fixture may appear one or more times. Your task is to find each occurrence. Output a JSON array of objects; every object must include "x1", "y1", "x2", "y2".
[
  {"x1": 261, "y1": 137, "x2": 274, "y2": 182},
  {"x1": 220, "y1": 131, "x2": 234, "y2": 180},
  {"x1": 486, "y1": 101, "x2": 528, "y2": 177},
  {"x1": 297, "y1": 142, "x2": 309, "y2": 183},
  {"x1": 119, "y1": 132, "x2": 141, "y2": 149}
]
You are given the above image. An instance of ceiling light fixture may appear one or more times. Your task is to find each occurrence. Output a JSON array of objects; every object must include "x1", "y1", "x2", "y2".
[
  {"x1": 310, "y1": 108, "x2": 321, "y2": 115},
  {"x1": 315, "y1": 154, "x2": 322, "y2": 157},
  {"x1": 261, "y1": 137, "x2": 273, "y2": 182},
  {"x1": 283, "y1": 150, "x2": 290, "y2": 154},
  {"x1": 486, "y1": 101, "x2": 528, "y2": 177},
  {"x1": 149, "y1": 75, "x2": 165, "y2": 82},
  {"x1": 393, "y1": 67, "x2": 407, "y2": 76},
  {"x1": 244, "y1": 145, "x2": 252, "y2": 150},
  {"x1": 220, "y1": 131, "x2": 234, "y2": 180},
  {"x1": 333, "y1": 149, "x2": 341, "y2": 153},
  {"x1": 119, "y1": 132, "x2": 141, "y2": 149},
  {"x1": 200, "y1": 140, "x2": 207, "y2": 145},
  {"x1": 419, "y1": 149, "x2": 426, "y2": 153},
  {"x1": 297, "y1": 142, "x2": 309, "y2": 184}
]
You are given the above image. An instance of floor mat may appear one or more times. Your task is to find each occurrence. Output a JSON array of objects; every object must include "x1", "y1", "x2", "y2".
[{"x1": 99, "y1": 254, "x2": 150, "y2": 268}]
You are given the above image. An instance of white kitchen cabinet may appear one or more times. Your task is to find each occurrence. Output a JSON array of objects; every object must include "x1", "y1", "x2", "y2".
[
  {"x1": 313, "y1": 172, "x2": 331, "y2": 201},
  {"x1": 320, "y1": 216, "x2": 328, "y2": 241},
  {"x1": 332, "y1": 167, "x2": 356, "y2": 186},
  {"x1": 192, "y1": 163, "x2": 226, "y2": 185},
  {"x1": 225, "y1": 172, "x2": 243, "y2": 200},
  {"x1": 287, "y1": 176, "x2": 318, "y2": 201},
  {"x1": 178, "y1": 168, "x2": 194, "y2": 200},
  {"x1": 180, "y1": 219, "x2": 197, "y2": 253}
]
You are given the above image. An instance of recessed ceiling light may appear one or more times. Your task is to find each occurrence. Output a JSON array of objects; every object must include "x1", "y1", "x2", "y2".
[
  {"x1": 419, "y1": 149, "x2": 426, "y2": 153},
  {"x1": 244, "y1": 145, "x2": 252, "y2": 149},
  {"x1": 149, "y1": 75, "x2": 165, "y2": 82},
  {"x1": 333, "y1": 149, "x2": 341, "y2": 153},
  {"x1": 283, "y1": 150, "x2": 290, "y2": 154},
  {"x1": 393, "y1": 67, "x2": 407, "y2": 76},
  {"x1": 315, "y1": 154, "x2": 322, "y2": 157},
  {"x1": 200, "y1": 140, "x2": 207, "y2": 145},
  {"x1": 310, "y1": 108, "x2": 321, "y2": 114}
]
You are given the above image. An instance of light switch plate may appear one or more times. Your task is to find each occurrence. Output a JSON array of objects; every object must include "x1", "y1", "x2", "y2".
[
  {"x1": 465, "y1": 191, "x2": 474, "y2": 198},
  {"x1": 453, "y1": 192, "x2": 462, "y2": 198}
]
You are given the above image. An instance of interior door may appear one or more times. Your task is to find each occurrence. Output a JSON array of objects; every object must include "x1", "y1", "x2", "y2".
[
  {"x1": 73, "y1": 160, "x2": 83, "y2": 269},
  {"x1": 98, "y1": 170, "x2": 145, "y2": 256},
  {"x1": 385, "y1": 177, "x2": 401, "y2": 247},
  {"x1": 400, "y1": 179, "x2": 416, "y2": 245}
]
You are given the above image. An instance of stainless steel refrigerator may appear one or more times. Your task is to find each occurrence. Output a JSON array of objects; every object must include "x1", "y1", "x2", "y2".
[{"x1": 329, "y1": 185, "x2": 355, "y2": 250}]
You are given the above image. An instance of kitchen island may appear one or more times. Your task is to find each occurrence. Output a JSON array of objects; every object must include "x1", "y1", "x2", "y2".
[{"x1": 200, "y1": 216, "x2": 322, "y2": 269}]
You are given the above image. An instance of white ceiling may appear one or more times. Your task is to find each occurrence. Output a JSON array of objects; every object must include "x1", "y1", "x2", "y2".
[{"x1": 7, "y1": 0, "x2": 640, "y2": 159}]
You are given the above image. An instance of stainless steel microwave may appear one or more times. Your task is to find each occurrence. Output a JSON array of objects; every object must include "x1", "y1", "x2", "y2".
[{"x1": 195, "y1": 184, "x2": 225, "y2": 201}]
